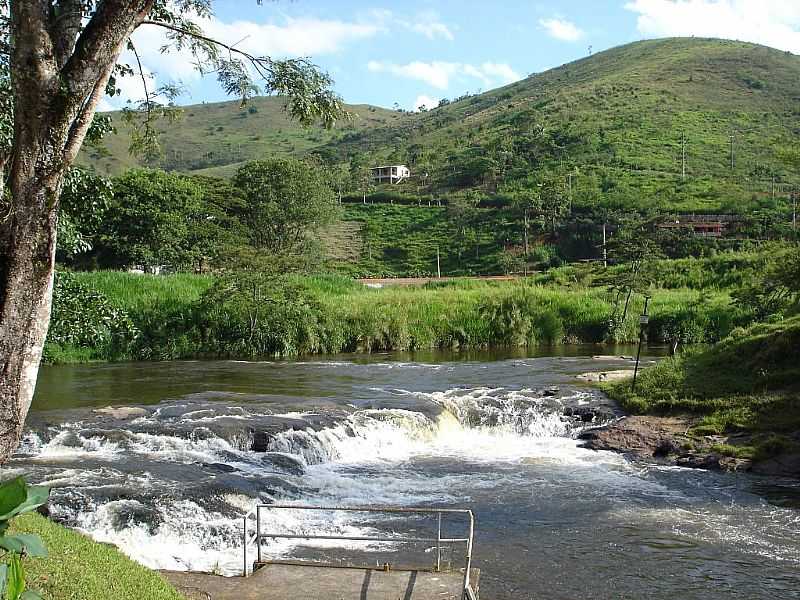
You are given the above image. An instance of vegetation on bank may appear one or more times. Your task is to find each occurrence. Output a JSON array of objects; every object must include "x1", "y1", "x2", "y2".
[
  {"x1": 43, "y1": 264, "x2": 756, "y2": 363},
  {"x1": 10, "y1": 513, "x2": 183, "y2": 600},
  {"x1": 606, "y1": 316, "x2": 800, "y2": 460}
]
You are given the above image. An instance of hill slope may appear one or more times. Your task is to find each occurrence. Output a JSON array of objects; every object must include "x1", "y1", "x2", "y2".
[
  {"x1": 83, "y1": 97, "x2": 404, "y2": 175},
  {"x1": 85, "y1": 38, "x2": 800, "y2": 212},
  {"x1": 330, "y1": 37, "x2": 800, "y2": 210}
]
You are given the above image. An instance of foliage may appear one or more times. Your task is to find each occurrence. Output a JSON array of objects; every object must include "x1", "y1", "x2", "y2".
[
  {"x1": 108, "y1": 1, "x2": 348, "y2": 158},
  {"x1": 0, "y1": 477, "x2": 50, "y2": 600},
  {"x1": 57, "y1": 167, "x2": 114, "y2": 259},
  {"x1": 45, "y1": 273, "x2": 138, "y2": 361},
  {"x1": 232, "y1": 157, "x2": 338, "y2": 255},
  {"x1": 732, "y1": 244, "x2": 800, "y2": 319},
  {"x1": 199, "y1": 271, "x2": 326, "y2": 356},
  {"x1": 95, "y1": 169, "x2": 210, "y2": 269},
  {"x1": 478, "y1": 290, "x2": 565, "y2": 345},
  {"x1": 45, "y1": 272, "x2": 748, "y2": 362}
]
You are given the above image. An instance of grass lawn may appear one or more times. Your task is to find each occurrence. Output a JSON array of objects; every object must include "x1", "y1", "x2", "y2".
[{"x1": 11, "y1": 513, "x2": 184, "y2": 600}]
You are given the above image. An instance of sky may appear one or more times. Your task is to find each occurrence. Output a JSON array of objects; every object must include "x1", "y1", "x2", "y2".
[{"x1": 103, "y1": 0, "x2": 800, "y2": 112}]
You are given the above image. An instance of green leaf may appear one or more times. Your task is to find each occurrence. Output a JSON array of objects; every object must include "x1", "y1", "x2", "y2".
[
  {"x1": 14, "y1": 535, "x2": 46, "y2": 558},
  {"x1": 0, "y1": 486, "x2": 50, "y2": 522},
  {"x1": 20, "y1": 591, "x2": 43, "y2": 600},
  {"x1": 0, "y1": 478, "x2": 26, "y2": 520},
  {"x1": 0, "y1": 563, "x2": 7, "y2": 595},
  {"x1": 0, "y1": 536, "x2": 24, "y2": 553},
  {"x1": 6, "y1": 552, "x2": 25, "y2": 600},
  {"x1": 0, "y1": 535, "x2": 47, "y2": 558}
]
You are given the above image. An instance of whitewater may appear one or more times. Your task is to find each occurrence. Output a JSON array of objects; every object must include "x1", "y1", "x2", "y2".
[{"x1": 10, "y1": 354, "x2": 800, "y2": 599}]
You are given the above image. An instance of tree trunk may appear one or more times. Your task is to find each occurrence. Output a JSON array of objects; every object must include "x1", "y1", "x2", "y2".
[
  {"x1": 0, "y1": 170, "x2": 61, "y2": 462},
  {"x1": 0, "y1": 0, "x2": 153, "y2": 463}
]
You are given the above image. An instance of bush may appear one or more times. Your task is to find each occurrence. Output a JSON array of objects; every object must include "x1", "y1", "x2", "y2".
[
  {"x1": 45, "y1": 273, "x2": 138, "y2": 360},
  {"x1": 478, "y1": 289, "x2": 565, "y2": 345},
  {"x1": 199, "y1": 273, "x2": 328, "y2": 356}
]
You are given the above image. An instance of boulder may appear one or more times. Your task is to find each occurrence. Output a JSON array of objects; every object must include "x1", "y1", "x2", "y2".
[{"x1": 93, "y1": 406, "x2": 149, "y2": 420}]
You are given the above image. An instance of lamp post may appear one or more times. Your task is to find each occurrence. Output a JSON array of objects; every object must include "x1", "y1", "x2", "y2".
[{"x1": 631, "y1": 296, "x2": 651, "y2": 392}]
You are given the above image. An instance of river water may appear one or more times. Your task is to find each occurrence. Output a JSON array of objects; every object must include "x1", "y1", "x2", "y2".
[{"x1": 8, "y1": 351, "x2": 800, "y2": 599}]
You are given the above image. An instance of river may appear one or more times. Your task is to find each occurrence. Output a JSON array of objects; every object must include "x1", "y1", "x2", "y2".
[{"x1": 8, "y1": 350, "x2": 800, "y2": 599}]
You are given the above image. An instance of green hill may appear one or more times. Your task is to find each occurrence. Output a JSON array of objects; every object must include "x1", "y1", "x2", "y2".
[
  {"x1": 328, "y1": 37, "x2": 800, "y2": 211},
  {"x1": 85, "y1": 37, "x2": 800, "y2": 214},
  {"x1": 83, "y1": 97, "x2": 404, "y2": 175}
]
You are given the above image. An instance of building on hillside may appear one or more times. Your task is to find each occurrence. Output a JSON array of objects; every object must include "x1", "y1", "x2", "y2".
[
  {"x1": 371, "y1": 165, "x2": 410, "y2": 185},
  {"x1": 657, "y1": 215, "x2": 735, "y2": 237}
]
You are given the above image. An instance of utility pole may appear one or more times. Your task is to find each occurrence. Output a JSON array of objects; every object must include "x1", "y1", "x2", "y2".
[
  {"x1": 681, "y1": 132, "x2": 687, "y2": 180},
  {"x1": 436, "y1": 246, "x2": 441, "y2": 279},
  {"x1": 602, "y1": 222, "x2": 608, "y2": 267},
  {"x1": 631, "y1": 296, "x2": 651, "y2": 393}
]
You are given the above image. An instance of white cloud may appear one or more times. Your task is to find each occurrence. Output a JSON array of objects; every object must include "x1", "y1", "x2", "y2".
[
  {"x1": 103, "y1": 12, "x2": 383, "y2": 108},
  {"x1": 539, "y1": 17, "x2": 584, "y2": 42},
  {"x1": 368, "y1": 60, "x2": 520, "y2": 90},
  {"x1": 409, "y1": 21, "x2": 455, "y2": 41},
  {"x1": 368, "y1": 60, "x2": 457, "y2": 89},
  {"x1": 625, "y1": 0, "x2": 800, "y2": 53},
  {"x1": 414, "y1": 95, "x2": 439, "y2": 111},
  {"x1": 404, "y1": 10, "x2": 455, "y2": 41},
  {"x1": 480, "y1": 62, "x2": 521, "y2": 84},
  {"x1": 199, "y1": 16, "x2": 380, "y2": 57},
  {"x1": 368, "y1": 8, "x2": 455, "y2": 40}
]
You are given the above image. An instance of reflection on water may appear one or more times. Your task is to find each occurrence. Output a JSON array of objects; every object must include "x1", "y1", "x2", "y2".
[{"x1": 13, "y1": 349, "x2": 799, "y2": 600}]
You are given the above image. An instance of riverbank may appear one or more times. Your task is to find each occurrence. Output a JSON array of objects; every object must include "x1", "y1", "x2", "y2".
[
  {"x1": 594, "y1": 316, "x2": 800, "y2": 477},
  {"x1": 11, "y1": 513, "x2": 184, "y2": 600},
  {"x1": 44, "y1": 270, "x2": 751, "y2": 363}
]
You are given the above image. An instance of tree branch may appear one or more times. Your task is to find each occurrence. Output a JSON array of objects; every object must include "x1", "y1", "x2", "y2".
[
  {"x1": 60, "y1": 1, "x2": 154, "y2": 102},
  {"x1": 130, "y1": 40, "x2": 152, "y2": 121},
  {"x1": 50, "y1": 0, "x2": 84, "y2": 69},
  {"x1": 62, "y1": 60, "x2": 116, "y2": 165},
  {"x1": 141, "y1": 19, "x2": 272, "y2": 80}
]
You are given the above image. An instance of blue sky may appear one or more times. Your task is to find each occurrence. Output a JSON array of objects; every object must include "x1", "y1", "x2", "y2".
[{"x1": 106, "y1": 1, "x2": 800, "y2": 112}]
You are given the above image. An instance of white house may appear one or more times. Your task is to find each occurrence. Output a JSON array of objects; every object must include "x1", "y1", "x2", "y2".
[{"x1": 370, "y1": 165, "x2": 410, "y2": 185}]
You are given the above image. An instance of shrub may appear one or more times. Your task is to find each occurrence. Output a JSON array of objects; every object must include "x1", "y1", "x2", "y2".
[{"x1": 46, "y1": 273, "x2": 138, "y2": 360}]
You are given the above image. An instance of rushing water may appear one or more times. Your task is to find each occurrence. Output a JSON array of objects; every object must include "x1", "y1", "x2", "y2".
[{"x1": 8, "y1": 350, "x2": 800, "y2": 599}]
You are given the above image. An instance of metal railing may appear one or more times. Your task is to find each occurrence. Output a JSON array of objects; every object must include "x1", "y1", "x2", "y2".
[{"x1": 242, "y1": 504, "x2": 477, "y2": 600}]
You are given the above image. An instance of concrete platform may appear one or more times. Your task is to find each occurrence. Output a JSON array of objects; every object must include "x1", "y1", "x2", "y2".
[{"x1": 162, "y1": 563, "x2": 479, "y2": 600}]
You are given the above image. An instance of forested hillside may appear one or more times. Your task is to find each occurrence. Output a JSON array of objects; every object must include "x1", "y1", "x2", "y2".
[{"x1": 85, "y1": 38, "x2": 800, "y2": 214}]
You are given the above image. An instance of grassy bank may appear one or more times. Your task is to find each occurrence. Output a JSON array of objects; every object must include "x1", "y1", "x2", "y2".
[
  {"x1": 11, "y1": 513, "x2": 183, "y2": 600},
  {"x1": 606, "y1": 316, "x2": 800, "y2": 459},
  {"x1": 43, "y1": 268, "x2": 753, "y2": 363}
]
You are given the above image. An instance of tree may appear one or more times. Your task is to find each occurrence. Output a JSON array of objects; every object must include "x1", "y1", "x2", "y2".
[
  {"x1": 0, "y1": 0, "x2": 345, "y2": 463},
  {"x1": 96, "y1": 169, "x2": 205, "y2": 270},
  {"x1": 57, "y1": 166, "x2": 114, "y2": 261},
  {"x1": 733, "y1": 244, "x2": 800, "y2": 320},
  {"x1": 602, "y1": 218, "x2": 665, "y2": 330},
  {"x1": 232, "y1": 158, "x2": 338, "y2": 256},
  {"x1": 501, "y1": 179, "x2": 542, "y2": 274},
  {"x1": 200, "y1": 250, "x2": 324, "y2": 356},
  {"x1": 447, "y1": 191, "x2": 480, "y2": 264},
  {"x1": 538, "y1": 175, "x2": 569, "y2": 233},
  {"x1": 347, "y1": 153, "x2": 374, "y2": 203}
]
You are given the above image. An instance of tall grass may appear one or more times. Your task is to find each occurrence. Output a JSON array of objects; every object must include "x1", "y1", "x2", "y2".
[{"x1": 46, "y1": 271, "x2": 751, "y2": 362}]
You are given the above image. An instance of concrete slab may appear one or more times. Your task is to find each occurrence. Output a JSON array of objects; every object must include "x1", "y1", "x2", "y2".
[{"x1": 162, "y1": 564, "x2": 479, "y2": 600}]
